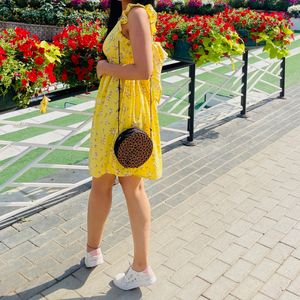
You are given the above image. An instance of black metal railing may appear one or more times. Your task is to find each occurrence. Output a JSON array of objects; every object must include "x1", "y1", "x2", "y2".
[{"x1": 21, "y1": 53, "x2": 287, "y2": 146}]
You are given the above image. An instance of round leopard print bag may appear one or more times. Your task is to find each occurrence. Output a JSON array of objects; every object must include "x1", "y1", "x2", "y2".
[{"x1": 114, "y1": 42, "x2": 153, "y2": 168}]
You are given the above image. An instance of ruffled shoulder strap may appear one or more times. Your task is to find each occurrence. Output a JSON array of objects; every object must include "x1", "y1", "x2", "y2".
[{"x1": 119, "y1": 3, "x2": 157, "y2": 35}]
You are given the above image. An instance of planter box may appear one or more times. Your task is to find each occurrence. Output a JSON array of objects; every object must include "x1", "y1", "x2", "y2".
[
  {"x1": 0, "y1": 89, "x2": 17, "y2": 112},
  {"x1": 291, "y1": 18, "x2": 300, "y2": 32},
  {"x1": 0, "y1": 21, "x2": 63, "y2": 41},
  {"x1": 237, "y1": 29, "x2": 266, "y2": 48},
  {"x1": 172, "y1": 39, "x2": 194, "y2": 63}
]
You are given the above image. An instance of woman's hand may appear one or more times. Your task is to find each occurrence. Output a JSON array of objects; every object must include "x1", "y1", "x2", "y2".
[{"x1": 96, "y1": 60, "x2": 108, "y2": 79}]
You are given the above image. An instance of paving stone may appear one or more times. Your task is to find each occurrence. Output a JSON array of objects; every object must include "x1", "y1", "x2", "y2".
[
  {"x1": 231, "y1": 276, "x2": 264, "y2": 300},
  {"x1": 242, "y1": 208, "x2": 266, "y2": 224},
  {"x1": 211, "y1": 232, "x2": 237, "y2": 252},
  {"x1": 291, "y1": 245, "x2": 300, "y2": 260},
  {"x1": 198, "y1": 259, "x2": 230, "y2": 283},
  {"x1": 0, "y1": 242, "x2": 9, "y2": 255},
  {"x1": 287, "y1": 274, "x2": 300, "y2": 297},
  {"x1": 30, "y1": 215, "x2": 65, "y2": 234},
  {"x1": 169, "y1": 262, "x2": 202, "y2": 287},
  {"x1": 252, "y1": 217, "x2": 277, "y2": 234},
  {"x1": 40, "y1": 274, "x2": 82, "y2": 299},
  {"x1": 260, "y1": 273, "x2": 291, "y2": 299},
  {"x1": 0, "y1": 241, "x2": 37, "y2": 262},
  {"x1": 222, "y1": 209, "x2": 246, "y2": 225},
  {"x1": 278, "y1": 291, "x2": 300, "y2": 300},
  {"x1": 151, "y1": 203, "x2": 172, "y2": 219},
  {"x1": 225, "y1": 259, "x2": 254, "y2": 283},
  {"x1": 144, "y1": 280, "x2": 180, "y2": 300},
  {"x1": 24, "y1": 241, "x2": 64, "y2": 263},
  {"x1": 235, "y1": 230, "x2": 263, "y2": 249},
  {"x1": 157, "y1": 237, "x2": 188, "y2": 258},
  {"x1": 276, "y1": 256, "x2": 300, "y2": 280},
  {"x1": 250, "y1": 258, "x2": 280, "y2": 282},
  {"x1": 267, "y1": 242, "x2": 294, "y2": 264},
  {"x1": 29, "y1": 228, "x2": 65, "y2": 247},
  {"x1": 154, "y1": 225, "x2": 181, "y2": 246},
  {"x1": 218, "y1": 243, "x2": 248, "y2": 265},
  {"x1": 203, "y1": 276, "x2": 237, "y2": 300},
  {"x1": 258, "y1": 229, "x2": 285, "y2": 249},
  {"x1": 266, "y1": 205, "x2": 288, "y2": 221},
  {"x1": 177, "y1": 221, "x2": 206, "y2": 243},
  {"x1": 191, "y1": 246, "x2": 221, "y2": 269},
  {"x1": 177, "y1": 276, "x2": 210, "y2": 300},
  {"x1": 0, "y1": 226, "x2": 19, "y2": 241},
  {"x1": 281, "y1": 229, "x2": 300, "y2": 248},
  {"x1": 1, "y1": 227, "x2": 38, "y2": 249},
  {"x1": 151, "y1": 215, "x2": 175, "y2": 233},
  {"x1": 273, "y1": 217, "x2": 297, "y2": 234},
  {"x1": 183, "y1": 233, "x2": 213, "y2": 255},
  {"x1": 15, "y1": 274, "x2": 57, "y2": 300},
  {"x1": 227, "y1": 219, "x2": 253, "y2": 237},
  {"x1": 0, "y1": 273, "x2": 29, "y2": 295}
]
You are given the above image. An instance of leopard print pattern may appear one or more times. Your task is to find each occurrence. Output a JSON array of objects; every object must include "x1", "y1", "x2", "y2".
[{"x1": 115, "y1": 131, "x2": 153, "y2": 168}]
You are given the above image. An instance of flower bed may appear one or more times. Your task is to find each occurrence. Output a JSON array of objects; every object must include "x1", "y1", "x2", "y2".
[
  {"x1": 0, "y1": 0, "x2": 109, "y2": 27},
  {"x1": 0, "y1": 6, "x2": 295, "y2": 109},
  {"x1": 156, "y1": 0, "x2": 228, "y2": 16},
  {"x1": 53, "y1": 20, "x2": 107, "y2": 89},
  {"x1": 0, "y1": 27, "x2": 61, "y2": 109},
  {"x1": 156, "y1": 12, "x2": 245, "y2": 65},
  {"x1": 218, "y1": 9, "x2": 294, "y2": 58},
  {"x1": 228, "y1": 0, "x2": 299, "y2": 11}
]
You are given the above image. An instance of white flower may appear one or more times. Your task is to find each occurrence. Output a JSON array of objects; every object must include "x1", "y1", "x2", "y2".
[
  {"x1": 202, "y1": 0, "x2": 214, "y2": 5},
  {"x1": 288, "y1": 5, "x2": 300, "y2": 14},
  {"x1": 172, "y1": 0, "x2": 185, "y2": 4}
]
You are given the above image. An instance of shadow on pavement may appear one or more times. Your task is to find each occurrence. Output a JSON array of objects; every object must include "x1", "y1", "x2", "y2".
[{"x1": 2, "y1": 260, "x2": 143, "y2": 300}]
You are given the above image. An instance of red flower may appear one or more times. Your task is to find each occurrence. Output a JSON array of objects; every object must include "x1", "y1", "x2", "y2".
[
  {"x1": 165, "y1": 42, "x2": 174, "y2": 49},
  {"x1": 71, "y1": 54, "x2": 80, "y2": 65},
  {"x1": 21, "y1": 79, "x2": 27, "y2": 86},
  {"x1": 192, "y1": 44, "x2": 199, "y2": 50},
  {"x1": 68, "y1": 39, "x2": 77, "y2": 50},
  {"x1": 27, "y1": 70, "x2": 38, "y2": 83},
  {"x1": 171, "y1": 34, "x2": 178, "y2": 41},
  {"x1": 35, "y1": 56, "x2": 45, "y2": 65}
]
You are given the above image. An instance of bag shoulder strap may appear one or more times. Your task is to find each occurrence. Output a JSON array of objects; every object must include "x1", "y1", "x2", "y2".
[{"x1": 117, "y1": 41, "x2": 153, "y2": 139}]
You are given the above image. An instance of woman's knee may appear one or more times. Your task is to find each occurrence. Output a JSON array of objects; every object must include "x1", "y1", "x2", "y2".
[
  {"x1": 119, "y1": 176, "x2": 144, "y2": 195},
  {"x1": 91, "y1": 173, "x2": 116, "y2": 194}
]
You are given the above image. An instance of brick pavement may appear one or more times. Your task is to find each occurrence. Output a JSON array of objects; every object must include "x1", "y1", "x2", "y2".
[{"x1": 1, "y1": 85, "x2": 300, "y2": 299}]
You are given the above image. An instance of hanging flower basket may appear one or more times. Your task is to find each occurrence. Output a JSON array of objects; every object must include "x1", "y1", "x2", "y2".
[
  {"x1": 0, "y1": 89, "x2": 17, "y2": 112},
  {"x1": 0, "y1": 21, "x2": 63, "y2": 41},
  {"x1": 237, "y1": 29, "x2": 266, "y2": 48},
  {"x1": 172, "y1": 39, "x2": 194, "y2": 63}
]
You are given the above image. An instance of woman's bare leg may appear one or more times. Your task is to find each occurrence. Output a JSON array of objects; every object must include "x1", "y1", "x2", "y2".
[
  {"x1": 119, "y1": 176, "x2": 151, "y2": 272},
  {"x1": 87, "y1": 173, "x2": 116, "y2": 252}
]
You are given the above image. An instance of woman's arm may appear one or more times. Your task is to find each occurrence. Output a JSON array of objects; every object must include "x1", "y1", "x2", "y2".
[{"x1": 97, "y1": 7, "x2": 153, "y2": 80}]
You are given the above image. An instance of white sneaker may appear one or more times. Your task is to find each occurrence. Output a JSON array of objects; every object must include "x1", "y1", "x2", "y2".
[
  {"x1": 113, "y1": 264, "x2": 157, "y2": 290},
  {"x1": 84, "y1": 248, "x2": 104, "y2": 268}
]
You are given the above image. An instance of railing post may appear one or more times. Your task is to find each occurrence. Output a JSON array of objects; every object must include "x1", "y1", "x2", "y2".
[
  {"x1": 183, "y1": 63, "x2": 196, "y2": 146},
  {"x1": 240, "y1": 49, "x2": 248, "y2": 117},
  {"x1": 280, "y1": 57, "x2": 286, "y2": 98}
]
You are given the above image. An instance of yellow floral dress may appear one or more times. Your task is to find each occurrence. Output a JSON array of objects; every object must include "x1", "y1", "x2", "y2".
[{"x1": 88, "y1": 3, "x2": 168, "y2": 180}]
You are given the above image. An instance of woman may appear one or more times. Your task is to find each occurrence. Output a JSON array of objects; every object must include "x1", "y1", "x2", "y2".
[{"x1": 86, "y1": 0, "x2": 167, "y2": 291}]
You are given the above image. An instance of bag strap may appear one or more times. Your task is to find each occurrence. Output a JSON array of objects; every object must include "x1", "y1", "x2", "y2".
[{"x1": 117, "y1": 40, "x2": 153, "y2": 139}]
